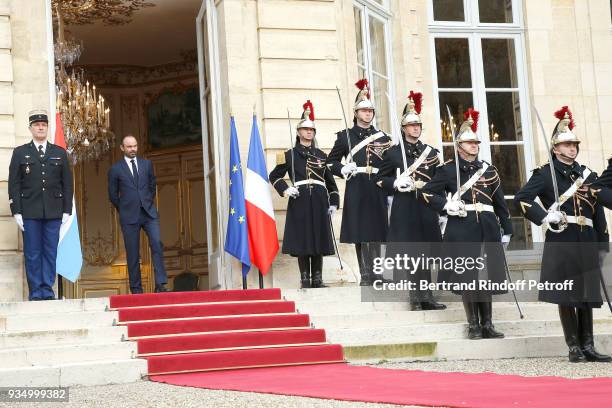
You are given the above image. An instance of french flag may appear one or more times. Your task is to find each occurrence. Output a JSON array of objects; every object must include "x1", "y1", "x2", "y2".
[
  {"x1": 54, "y1": 112, "x2": 83, "y2": 282},
  {"x1": 245, "y1": 115, "x2": 279, "y2": 275}
]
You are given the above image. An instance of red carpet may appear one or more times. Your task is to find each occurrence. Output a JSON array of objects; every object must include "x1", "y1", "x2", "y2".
[
  {"x1": 110, "y1": 289, "x2": 344, "y2": 375},
  {"x1": 150, "y1": 363, "x2": 612, "y2": 408}
]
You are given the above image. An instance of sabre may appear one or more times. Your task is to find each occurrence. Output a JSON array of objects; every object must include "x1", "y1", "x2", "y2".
[
  {"x1": 384, "y1": 92, "x2": 408, "y2": 174},
  {"x1": 445, "y1": 105, "x2": 466, "y2": 217},
  {"x1": 335, "y1": 86, "x2": 354, "y2": 164},
  {"x1": 287, "y1": 109, "x2": 296, "y2": 187},
  {"x1": 500, "y1": 238, "x2": 525, "y2": 319},
  {"x1": 445, "y1": 105, "x2": 461, "y2": 197},
  {"x1": 533, "y1": 108, "x2": 567, "y2": 233}
]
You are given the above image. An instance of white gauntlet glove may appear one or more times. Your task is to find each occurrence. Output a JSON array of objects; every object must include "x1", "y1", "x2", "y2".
[
  {"x1": 284, "y1": 186, "x2": 300, "y2": 199},
  {"x1": 341, "y1": 162, "x2": 358, "y2": 178},
  {"x1": 393, "y1": 176, "x2": 414, "y2": 192},
  {"x1": 327, "y1": 205, "x2": 337, "y2": 216},
  {"x1": 443, "y1": 200, "x2": 465, "y2": 216},
  {"x1": 501, "y1": 234, "x2": 512, "y2": 249},
  {"x1": 542, "y1": 211, "x2": 563, "y2": 225},
  {"x1": 14, "y1": 214, "x2": 24, "y2": 232}
]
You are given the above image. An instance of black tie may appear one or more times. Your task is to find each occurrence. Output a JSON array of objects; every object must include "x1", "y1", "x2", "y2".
[
  {"x1": 38, "y1": 145, "x2": 44, "y2": 158},
  {"x1": 131, "y1": 159, "x2": 139, "y2": 185}
]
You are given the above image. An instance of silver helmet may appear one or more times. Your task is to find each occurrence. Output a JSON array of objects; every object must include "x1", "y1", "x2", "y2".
[
  {"x1": 551, "y1": 106, "x2": 580, "y2": 145},
  {"x1": 296, "y1": 100, "x2": 316, "y2": 131},
  {"x1": 400, "y1": 91, "x2": 423, "y2": 126},
  {"x1": 353, "y1": 78, "x2": 375, "y2": 112},
  {"x1": 455, "y1": 108, "x2": 481, "y2": 144}
]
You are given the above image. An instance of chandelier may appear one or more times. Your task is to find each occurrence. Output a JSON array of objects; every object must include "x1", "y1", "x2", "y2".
[
  {"x1": 54, "y1": 5, "x2": 114, "y2": 164},
  {"x1": 56, "y1": 68, "x2": 113, "y2": 164}
]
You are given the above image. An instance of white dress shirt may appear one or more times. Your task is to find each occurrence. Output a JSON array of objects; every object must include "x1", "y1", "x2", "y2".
[
  {"x1": 124, "y1": 156, "x2": 139, "y2": 176},
  {"x1": 34, "y1": 140, "x2": 48, "y2": 155}
]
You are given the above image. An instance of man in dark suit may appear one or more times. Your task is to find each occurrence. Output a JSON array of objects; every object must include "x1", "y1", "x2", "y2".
[
  {"x1": 108, "y1": 135, "x2": 168, "y2": 294},
  {"x1": 8, "y1": 110, "x2": 73, "y2": 301}
]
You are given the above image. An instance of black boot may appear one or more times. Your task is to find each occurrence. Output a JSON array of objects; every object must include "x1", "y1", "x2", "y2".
[
  {"x1": 578, "y1": 307, "x2": 612, "y2": 362},
  {"x1": 478, "y1": 301, "x2": 504, "y2": 338},
  {"x1": 462, "y1": 295, "x2": 482, "y2": 340},
  {"x1": 409, "y1": 290, "x2": 423, "y2": 311},
  {"x1": 559, "y1": 306, "x2": 587, "y2": 363},
  {"x1": 421, "y1": 289, "x2": 447, "y2": 310},
  {"x1": 297, "y1": 256, "x2": 311, "y2": 289},
  {"x1": 310, "y1": 256, "x2": 327, "y2": 288},
  {"x1": 356, "y1": 244, "x2": 372, "y2": 286}
]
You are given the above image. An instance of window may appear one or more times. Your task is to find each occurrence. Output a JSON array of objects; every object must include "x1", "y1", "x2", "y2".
[
  {"x1": 353, "y1": 1, "x2": 394, "y2": 133},
  {"x1": 429, "y1": 0, "x2": 536, "y2": 248}
]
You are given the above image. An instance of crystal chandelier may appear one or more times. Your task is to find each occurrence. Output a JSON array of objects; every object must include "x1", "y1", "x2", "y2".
[
  {"x1": 56, "y1": 68, "x2": 113, "y2": 164},
  {"x1": 54, "y1": 4, "x2": 114, "y2": 164}
]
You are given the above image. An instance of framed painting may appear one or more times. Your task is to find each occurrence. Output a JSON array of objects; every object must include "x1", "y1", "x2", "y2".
[{"x1": 146, "y1": 86, "x2": 202, "y2": 149}]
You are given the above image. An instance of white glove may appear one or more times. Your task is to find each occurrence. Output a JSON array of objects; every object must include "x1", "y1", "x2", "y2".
[
  {"x1": 327, "y1": 205, "x2": 337, "y2": 216},
  {"x1": 443, "y1": 200, "x2": 465, "y2": 216},
  {"x1": 394, "y1": 176, "x2": 414, "y2": 192},
  {"x1": 598, "y1": 250, "x2": 607, "y2": 267},
  {"x1": 284, "y1": 186, "x2": 300, "y2": 199},
  {"x1": 438, "y1": 215, "x2": 448, "y2": 234},
  {"x1": 14, "y1": 214, "x2": 24, "y2": 232},
  {"x1": 62, "y1": 213, "x2": 70, "y2": 224},
  {"x1": 341, "y1": 162, "x2": 358, "y2": 178},
  {"x1": 501, "y1": 234, "x2": 512, "y2": 249},
  {"x1": 542, "y1": 211, "x2": 564, "y2": 225}
]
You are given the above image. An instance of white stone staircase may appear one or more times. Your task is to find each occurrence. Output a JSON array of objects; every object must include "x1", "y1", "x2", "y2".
[
  {"x1": 283, "y1": 286, "x2": 612, "y2": 362},
  {"x1": 0, "y1": 298, "x2": 147, "y2": 387}
]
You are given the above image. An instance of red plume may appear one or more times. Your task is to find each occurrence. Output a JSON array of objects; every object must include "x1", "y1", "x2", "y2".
[
  {"x1": 554, "y1": 106, "x2": 575, "y2": 130},
  {"x1": 303, "y1": 100, "x2": 315, "y2": 121},
  {"x1": 409, "y1": 91, "x2": 423, "y2": 114},
  {"x1": 355, "y1": 78, "x2": 370, "y2": 98},
  {"x1": 464, "y1": 108, "x2": 479, "y2": 132}
]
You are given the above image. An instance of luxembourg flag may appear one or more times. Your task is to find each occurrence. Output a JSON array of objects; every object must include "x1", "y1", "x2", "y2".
[
  {"x1": 245, "y1": 115, "x2": 279, "y2": 275},
  {"x1": 54, "y1": 112, "x2": 83, "y2": 282}
]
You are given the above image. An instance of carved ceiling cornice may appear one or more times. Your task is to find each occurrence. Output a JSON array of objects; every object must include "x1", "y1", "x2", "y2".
[
  {"x1": 76, "y1": 52, "x2": 198, "y2": 86},
  {"x1": 52, "y1": 0, "x2": 155, "y2": 26}
]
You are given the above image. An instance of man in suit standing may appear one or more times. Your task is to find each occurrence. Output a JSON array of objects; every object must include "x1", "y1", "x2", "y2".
[
  {"x1": 108, "y1": 135, "x2": 168, "y2": 294},
  {"x1": 8, "y1": 110, "x2": 73, "y2": 300}
]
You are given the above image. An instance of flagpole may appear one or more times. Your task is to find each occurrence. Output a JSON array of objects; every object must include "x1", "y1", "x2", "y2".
[
  {"x1": 242, "y1": 275, "x2": 247, "y2": 289},
  {"x1": 258, "y1": 270, "x2": 264, "y2": 289}
]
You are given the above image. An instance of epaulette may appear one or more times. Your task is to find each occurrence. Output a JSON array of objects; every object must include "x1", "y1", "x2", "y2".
[{"x1": 276, "y1": 151, "x2": 286, "y2": 165}]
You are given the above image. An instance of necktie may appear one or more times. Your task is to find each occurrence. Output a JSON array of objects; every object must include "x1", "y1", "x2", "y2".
[
  {"x1": 38, "y1": 144, "x2": 44, "y2": 158},
  {"x1": 131, "y1": 159, "x2": 139, "y2": 185}
]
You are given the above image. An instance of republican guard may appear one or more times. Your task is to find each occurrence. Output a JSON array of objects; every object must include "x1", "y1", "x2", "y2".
[
  {"x1": 422, "y1": 108, "x2": 513, "y2": 339},
  {"x1": 269, "y1": 101, "x2": 340, "y2": 288},
  {"x1": 327, "y1": 79, "x2": 392, "y2": 286},
  {"x1": 375, "y1": 91, "x2": 445, "y2": 310},
  {"x1": 515, "y1": 106, "x2": 611, "y2": 362}
]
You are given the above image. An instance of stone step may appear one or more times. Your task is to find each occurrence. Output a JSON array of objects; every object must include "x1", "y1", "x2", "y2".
[
  {"x1": 0, "y1": 298, "x2": 109, "y2": 316},
  {"x1": 0, "y1": 358, "x2": 148, "y2": 387},
  {"x1": 0, "y1": 342, "x2": 137, "y2": 367},
  {"x1": 326, "y1": 320, "x2": 612, "y2": 345},
  {"x1": 344, "y1": 333, "x2": 612, "y2": 362},
  {"x1": 0, "y1": 326, "x2": 128, "y2": 349},
  {"x1": 1, "y1": 310, "x2": 118, "y2": 332},
  {"x1": 308, "y1": 305, "x2": 612, "y2": 327}
]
